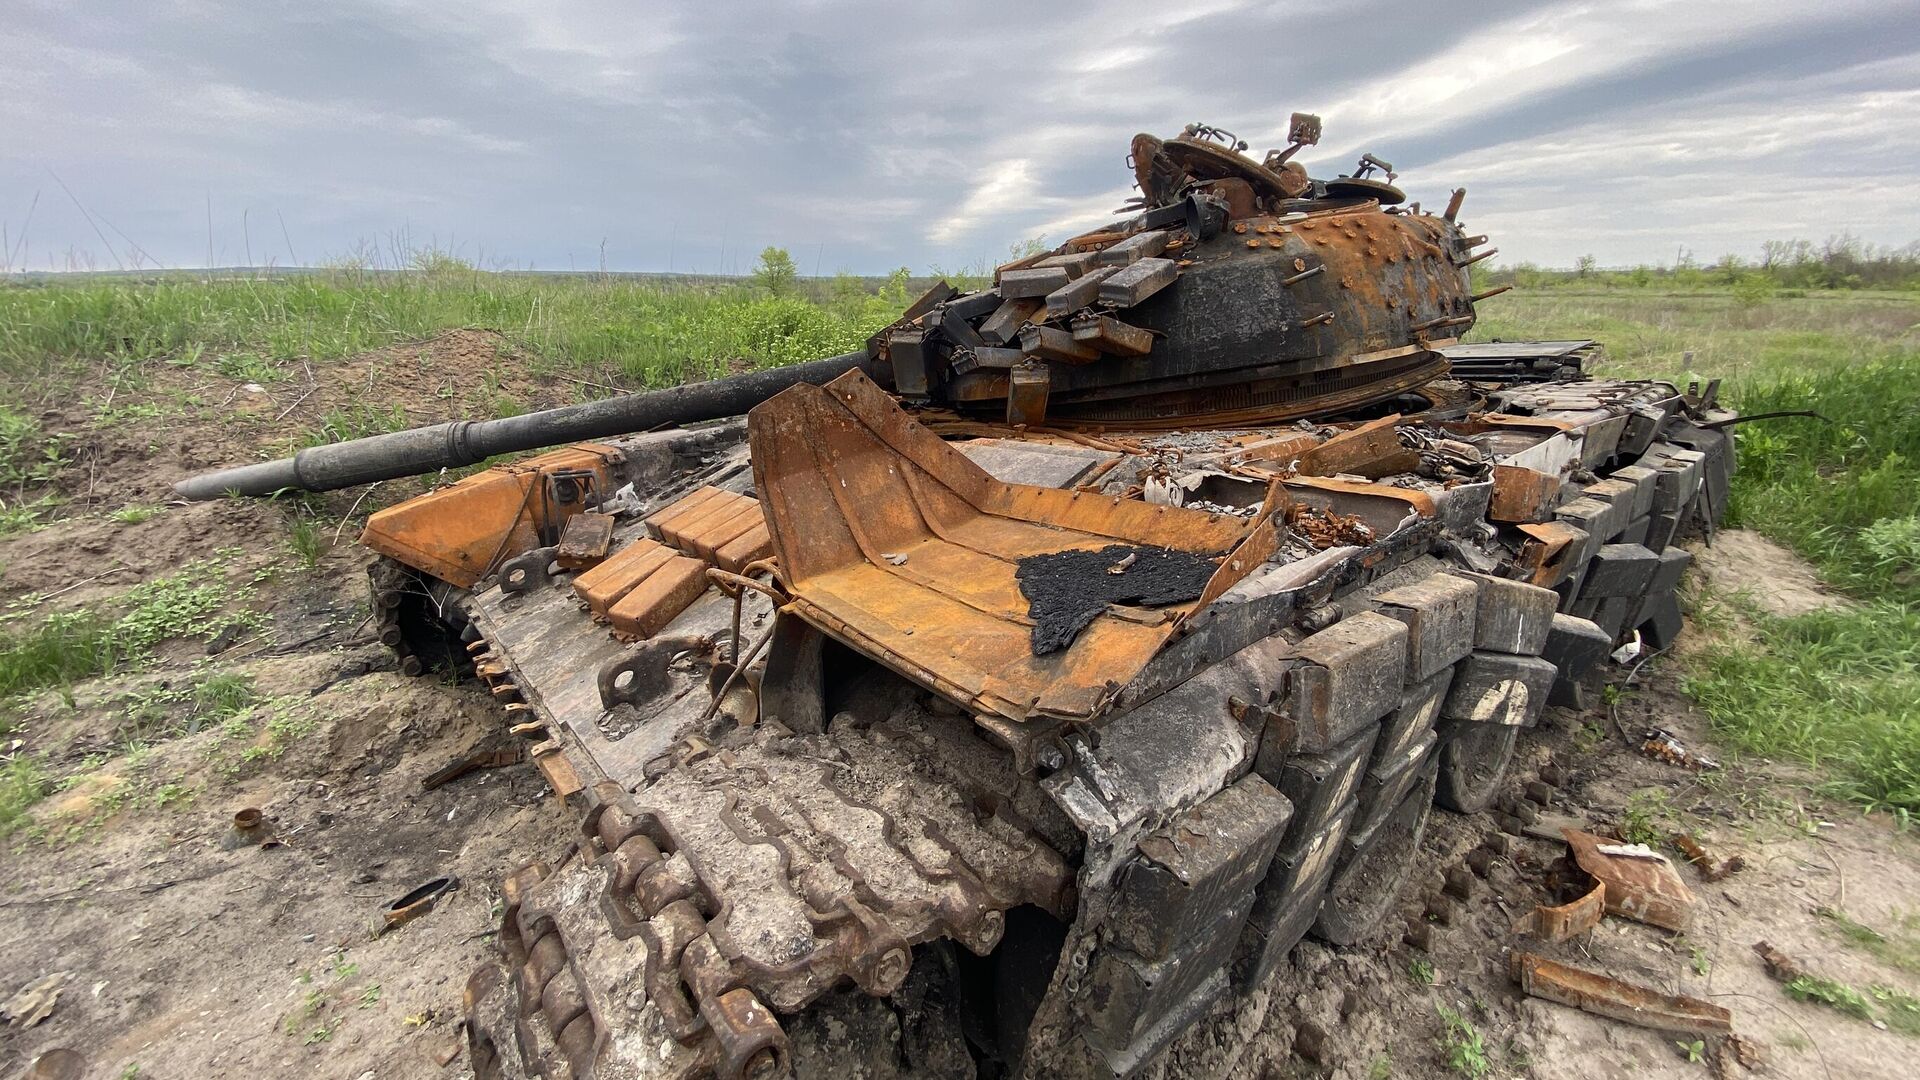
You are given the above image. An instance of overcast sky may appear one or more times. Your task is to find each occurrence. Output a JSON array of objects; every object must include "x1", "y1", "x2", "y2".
[{"x1": 4, "y1": 0, "x2": 1918, "y2": 275}]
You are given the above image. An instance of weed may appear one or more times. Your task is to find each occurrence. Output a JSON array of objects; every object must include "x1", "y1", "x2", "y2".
[
  {"x1": 0, "y1": 755, "x2": 51, "y2": 836},
  {"x1": 1621, "y1": 789, "x2": 1676, "y2": 846},
  {"x1": 1676, "y1": 1039, "x2": 1706, "y2": 1063},
  {"x1": 1435, "y1": 1004, "x2": 1490, "y2": 1079},
  {"x1": 1872, "y1": 985, "x2": 1920, "y2": 1037},
  {"x1": 288, "y1": 516, "x2": 327, "y2": 569},
  {"x1": 1366, "y1": 1054, "x2": 1392, "y2": 1080},
  {"x1": 1409, "y1": 957, "x2": 1436, "y2": 986},
  {"x1": 0, "y1": 610, "x2": 118, "y2": 701},
  {"x1": 108, "y1": 505, "x2": 162, "y2": 524},
  {"x1": 358, "y1": 984, "x2": 382, "y2": 1009},
  {"x1": 1688, "y1": 943, "x2": 1712, "y2": 977},
  {"x1": 303, "y1": 404, "x2": 408, "y2": 448},
  {"x1": 1816, "y1": 907, "x2": 1920, "y2": 975},
  {"x1": 1786, "y1": 974, "x2": 1875, "y2": 1019}
]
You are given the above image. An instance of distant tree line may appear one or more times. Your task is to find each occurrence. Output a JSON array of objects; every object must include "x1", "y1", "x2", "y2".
[{"x1": 1480, "y1": 234, "x2": 1920, "y2": 301}]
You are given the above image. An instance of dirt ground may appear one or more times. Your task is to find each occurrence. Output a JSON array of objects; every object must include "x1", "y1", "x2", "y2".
[{"x1": 3, "y1": 332, "x2": 1917, "y2": 1079}]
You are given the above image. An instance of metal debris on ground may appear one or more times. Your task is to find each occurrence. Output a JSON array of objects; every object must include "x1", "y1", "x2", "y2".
[
  {"x1": 421, "y1": 747, "x2": 524, "y2": 792},
  {"x1": 383, "y1": 876, "x2": 460, "y2": 933},
  {"x1": 1672, "y1": 833, "x2": 1745, "y2": 882},
  {"x1": 1565, "y1": 829, "x2": 1696, "y2": 931},
  {"x1": 1510, "y1": 877, "x2": 1606, "y2": 943},
  {"x1": 220, "y1": 807, "x2": 274, "y2": 850},
  {"x1": 2, "y1": 970, "x2": 71, "y2": 1028},
  {"x1": 1509, "y1": 951, "x2": 1732, "y2": 1035},
  {"x1": 1751, "y1": 940, "x2": 1808, "y2": 983},
  {"x1": 1640, "y1": 727, "x2": 1720, "y2": 771}
]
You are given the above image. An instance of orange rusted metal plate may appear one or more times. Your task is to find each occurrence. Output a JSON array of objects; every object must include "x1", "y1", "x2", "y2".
[
  {"x1": 554, "y1": 512, "x2": 616, "y2": 570},
  {"x1": 1564, "y1": 829, "x2": 1696, "y2": 931},
  {"x1": 1295, "y1": 414, "x2": 1404, "y2": 478},
  {"x1": 1489, "y1": 464, "x2": 1561, "y2": 523},
  {"x1": 1510, "y1": 880, "x2": 1605, "y2": 942},
  {"x1": 574, "y1": 539, "x2": 674, "y2": 617},
  {"x1": 748, "y1": 369, "x2": 1275, "y2": 734},
  {"x1": 361, "y1": 445, "x2": 618, "y2": 589},
  {"x1": 1516, "y1": 521, "x2": 1586, "y2": 587},
  {"x1": 1510, "y1": 951, "x2": 1730, "y2": 1035},
  {"x1": 607, "y1": 555, "x2": 709, "y2": 640}
]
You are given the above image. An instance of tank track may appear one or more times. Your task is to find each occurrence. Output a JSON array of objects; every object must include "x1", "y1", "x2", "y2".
[
  {"x1": 456, "y1": 381, "x2": 1736, "y2": 1078},
  {"x1": 464, "y1": 704, "x2": 1076, "y2": 1079}
]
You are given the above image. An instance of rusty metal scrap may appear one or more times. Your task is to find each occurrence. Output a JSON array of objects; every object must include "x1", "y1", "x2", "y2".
[
  {"x1": 1287, "y1": 503, "x2": 1375, "y2": 548},
  {"x1": 1510, "y1": 878, "x2": 1606, "y2": 943},
  {"x1": 1565, "y1": 828, "x2": 1696, "y2": 931},
  {"x1": 1672, "y1": 833, "x2": 1745, "y2": 882},
  {"x1": 1510, "y1": 951, "x2": 1733, "y2": 1035},
  {"x1": 1641, "y1": 727, "x2": 1720, "y2": 771}
]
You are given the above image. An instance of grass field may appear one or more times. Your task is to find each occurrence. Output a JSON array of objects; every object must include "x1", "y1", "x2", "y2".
[{"x1": 2, "y1": 270, "x2": 1917, "y2": 816}]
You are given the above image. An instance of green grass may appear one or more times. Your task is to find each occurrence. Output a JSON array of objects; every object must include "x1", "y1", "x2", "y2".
[{"x1": 0, "y1": 266, "x2": 914, "y2": 393}]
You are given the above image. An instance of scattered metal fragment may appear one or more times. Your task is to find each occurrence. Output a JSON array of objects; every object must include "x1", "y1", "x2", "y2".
[
  {"x1": 2, "y1": 971, "x2": 70, "y2": 1028},
  {"x1": 1672, "y1": 833, "x2": 1745, "y2": 882},
  {"x1": 220, "y1": 806, "x2": 273, "y2": 850},
  {"x1": 1751, "y1": 941, "x2": 1807, "y2": 983},
  {"x1": 1640, "y1": 727, "x2": 1719, "y2": 771},
  {"x1": 422, "y1": 747, "x2": 523, "y2": 792},
  {"x1": 1509, "y1": 952, "x2": 1732, "y2": 1035},
  {"x1": 1511, "y1": 879, "x2": 1606, "y2": 943},
  {"x1": 1286, "y1": 503, "x2": 1374, "y2": 548},
  {"x1": 1712, "y1": 1033, "x2": 1767, "y2": 1079},
  {"x1": 384, "y1": 876, "x2": 460, "y2": 932},
  {"x1": 1565, "y1": 829, "x2": 1696, "y2": 931}
]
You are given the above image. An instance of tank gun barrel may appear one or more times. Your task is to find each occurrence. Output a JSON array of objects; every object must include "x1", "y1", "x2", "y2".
[{"x1": 174, "y1": 350, "x2": 870, "y2": 501}]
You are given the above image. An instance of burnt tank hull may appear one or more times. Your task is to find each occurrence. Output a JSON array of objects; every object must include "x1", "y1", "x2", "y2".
[{"x1": 173, "y1": 121, "x2": 1738, "y2": 1079}]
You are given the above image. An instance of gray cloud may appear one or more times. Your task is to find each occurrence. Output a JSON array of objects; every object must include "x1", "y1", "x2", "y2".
[{"x1": 4, "y1": 0, "x2": 1917, "y2": 274}]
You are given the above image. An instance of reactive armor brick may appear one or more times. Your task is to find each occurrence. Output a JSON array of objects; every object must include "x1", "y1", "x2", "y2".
[
  {"x1": 1234, "y1": 861, "x2": 1332, "y2": 992},
  {"x1": 1638, "y1": 591, "x2": 1685, "y2": 649},
  {"x1": 1252, "y1": 798, "x2": 1355, "y2": 924},
  {"x1": 1450, "y1": 571, "x2": 1559, "y2": 656},
  {"x1": 1555, "y1": 495, "x2": 1626, "y2": 552},
  {"x1": 1442, "y1": 651, "x2": 1558, "y2": 727},
  {"x1": 1607, "y1": 464, "x2": 1661, "y2": 520},
  {"x1": 1352, "y1": 728, "x2": 1439, "y2": 839},
  {"x1": 1645, "y1": 443, "x2": 1705, "y2": 514},
  {"x1": 1285, "y1": 612, "x2": 1408, "y2": 751},
  {"x1": 1619, "y1": 515, "x2": 1652, "y2": 546},
  {"x1": 1375, "y1": 666, "x2": 1452, "y2": 766},
  {"x1": 1582, "y1": 477, "x2": 1639, "y2": 517},
  {"x1": 1645, "y1": 510, "x2": 1680, "y2": 553},
  {"x1": 1592, "y1": 594, "x2": 1636, "y2": 642},
  {"x1": 1375, "y1": 573, "x2": 1479, "y2": 681},
  {"x1": 1110, "y1": 775, "x2": 1294, "y2": 961},
  {"x1": 1580, "y1": 543, "x2": 1660, "y2": 599},
  {"x1": 1271, "y1": 727, "x2": 1376, "y2": 847},
  {"x1": 574, "y1": 538, "x2": 676, "y2": 616},
  {"x1": 1542, "y1": 613, "x2": 1612, "y2": 682},
  {"x1": 1085, "y1": 903, "x2": 1246, "y2": 1053}
]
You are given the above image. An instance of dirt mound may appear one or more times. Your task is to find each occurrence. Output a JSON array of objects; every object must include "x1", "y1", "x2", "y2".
[{"x1": 1690, "y1": 528, "x2": 1855, "y2": 619}]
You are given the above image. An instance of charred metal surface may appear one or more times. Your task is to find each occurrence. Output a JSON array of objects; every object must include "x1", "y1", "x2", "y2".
[
  {"x1": 160, "y1": 116, "x2": 1749, "y2": 1079},
  {"x1": 1015, "y1": 544, "x2": 1220, "y2": 655}
]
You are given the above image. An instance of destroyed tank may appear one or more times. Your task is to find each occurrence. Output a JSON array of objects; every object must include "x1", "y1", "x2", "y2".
[{"x1": 178, "y1": 115, "x2": 1738, "y2": 1079}]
